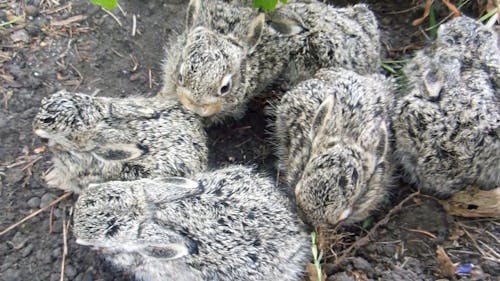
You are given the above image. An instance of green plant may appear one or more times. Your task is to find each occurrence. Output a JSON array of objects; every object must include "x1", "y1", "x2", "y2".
[
  {"x1": 310, "y1": 231, "x2": 322, "y2": 281},
  {"x1": 478, "y1": 5, "x2": 499, "y2": 23},
  {"x1": 428, "y1": 3, "x2": 438, "y2": 39},
  {"x1": 252, "y1": 0, "x2": 288, "y2": 11},
  {"x1": 0, "y1": 16, "x2": 22, "y2": 27},
  {"x1": 90, "y1": 0, "x2": 117, "y2": 10}
]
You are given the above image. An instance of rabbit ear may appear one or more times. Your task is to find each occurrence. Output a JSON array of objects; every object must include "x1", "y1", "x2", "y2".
[
  {"x1": 246, "y1": 13, "x2": 265, "y2": 52},
  {"x1": 423, "y1": 65, "x2": 444, "y2": 101},
  {"x1": 310, "y1": 95, "x2": 335, "y2": 140},
  {"x1": 267, "y1": 9, "x2": 305, "y2": 35},
  {"x1": 138, "y1": 222, "x2": 199, "y2": 261},
  {"x1": 93, "y1": 143, "x2": 148, "y2": 161},
  {"x1": 186, "y1": 0, "x2": 201, "y2": 29},
  {"x1": 360, "y1": 121, "x2": 388, "y2": 161},
  {"x1": 144, "y1": 177, "x2": 203, "y2": 203}
]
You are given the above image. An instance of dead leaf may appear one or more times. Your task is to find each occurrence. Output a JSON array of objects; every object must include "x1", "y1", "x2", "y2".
[
  {"x1": 439, "y1": 187, "x2": 500, "y2": 218},
  {"x1": 34, "y1": 146, "x2": 46, "y2": 154},
  {"x1": 305, "y1": 263, "x2": 326, "y2": 281},
  {"x1": 435, "y1": 245, "x2": 456, "y2": 279}
]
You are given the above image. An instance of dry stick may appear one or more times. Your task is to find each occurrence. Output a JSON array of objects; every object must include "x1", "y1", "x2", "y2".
[
  {"x1": 403, "y1": 227, "x2": 438, "y2": 239},
  {"x1": 0, "y1": 192, "x2": 72, "y2": 237},
  {"x1": 60, "y1": 206, "x2": 69, "y2": 281},
  {"x1": 148, "y1": 68, "x2": 152, "y2": 89},
  {"x1": 336, "y1": 191, "x2": 420, "y2": 264},
  {"x1": 132, "y1": 14, "x2": 137, "y2": 37}
]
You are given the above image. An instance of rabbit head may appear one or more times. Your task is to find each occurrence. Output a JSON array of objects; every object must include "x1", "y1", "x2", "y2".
[
  {"x1": 33, "y1": 90, "x2": 105, "y2": 150},
  {"x1": 295, "y1": 96, "x2": 389, "y2": 226},
  {"x1": 436, "y1": 16, "x2": 498, "y2": 55},
  {"x1": 172, "y1": 0, "x2": 265, "y2": 118}
]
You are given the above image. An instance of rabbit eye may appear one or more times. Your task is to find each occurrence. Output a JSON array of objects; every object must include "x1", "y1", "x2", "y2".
[
  {"x1": 41, "y1": 117, "x2": 56, "y2": 124},
  {"x1": 177, "y1": 73, "x2": 183, "y2": 84},
  {"x1": 219, "y1": 74, "x2": 232, "y2": 96}
]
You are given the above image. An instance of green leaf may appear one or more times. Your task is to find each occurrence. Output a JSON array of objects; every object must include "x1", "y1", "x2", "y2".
[
  {"x1": 90, "y1": 0, "x2": 117, "y2": 10},
  {"x1": 253, "y1": 0, "x2": 279, "y2": 11},
  {"x1": 361, "y1": 217, "x2": 374, "y2": 230}
]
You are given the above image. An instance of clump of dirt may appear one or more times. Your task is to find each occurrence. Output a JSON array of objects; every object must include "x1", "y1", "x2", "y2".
[{"x1": 0, "y1": 1, "x2": 498, "y2": 281}]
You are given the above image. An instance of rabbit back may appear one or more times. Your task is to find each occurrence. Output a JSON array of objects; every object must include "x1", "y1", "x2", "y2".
[{"x1": 73, "y1": 165, "x2": 310, "y2": 281}]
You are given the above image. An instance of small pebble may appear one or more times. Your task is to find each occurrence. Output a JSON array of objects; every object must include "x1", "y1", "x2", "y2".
[
  {"x1": 21, "y1": 243, "x2": 33, "y2": 257},
  {"x1": 10, "y1": 29, "x2": 30, "y2": 43},
  {"x1": 51, "y1": 220, "x2": 63, "y2": 233},
  {"x1": 9, "y1": 231, "x2": 26, "y2": 249},
  {"x1": 1, "y1": 268, "x2": 20, "y2": 281},
  {"x1": 40, "y1": 193, "x2": 57, "y2": 208},
  {"x1": 24, "y1": 5, "x2": 39, "y2": 17},
  {"x1": 81, "y1": 271, "x2": 93, "y2": 281},
  {"x1": 65, "y1": 264, "x2": 77, "y2": 279},
  {"x1": 326, "y1": 271, "x2": 355, "y2": 281},
  {"x1": 4, "y1": 168, "x2": 24, "y2": 184},
  {"x1": 352, "y1": 257, "x2": 373, "y2": 272},
  {"x1": 27, "y1": 196, "x2": 41, "y2": 208},
  {"x1": 323, "y1": 263, "x2": 340, "y2": 276}
]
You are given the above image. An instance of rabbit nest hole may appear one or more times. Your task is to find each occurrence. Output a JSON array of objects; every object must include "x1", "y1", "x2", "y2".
[{"x1": 0, "y1": 0, "x2": 498, "y2": 281}]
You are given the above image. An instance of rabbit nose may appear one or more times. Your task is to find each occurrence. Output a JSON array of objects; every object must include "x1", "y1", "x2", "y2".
[{"x1": 177, "y1": 87, "x2": 222, "y2": 117}]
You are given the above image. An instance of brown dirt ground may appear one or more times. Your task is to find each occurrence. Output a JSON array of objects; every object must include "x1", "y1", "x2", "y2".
[{"x1": 0, "y1": 1, "x2": 498, "y2": 281}]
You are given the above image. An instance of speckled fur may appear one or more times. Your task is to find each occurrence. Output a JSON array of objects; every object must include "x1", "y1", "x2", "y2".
[
  {"x1": 272, "y1": 68, "x2": 394, "y2": 226},
  {"x1": 73, "y1": 165, "x2": 310, "y2": 281},
  {"x1": 393, "y1": 16, "x2": 500, "y2": 198},
  {"x1": 160, "y1": 0, "x2": 381, "y2": 124},
  {"x1": 33, "y1": 90, "x2": 208, "y2": 193}
]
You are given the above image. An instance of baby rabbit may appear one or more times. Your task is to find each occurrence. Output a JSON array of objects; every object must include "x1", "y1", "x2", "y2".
[
  {"x1": 161, "y1": 0, "x2": 381, "y2": 123},
  {"x1": 33, "y1": 90, "x2": 208, "y2": 193},
  {"x1": 273, "y1": 68, "x2": 394, "y2": 226},
  {"x1": 393, "y1": 16, "x2": 500, "y2": 198},
  {"x1": 73, "y1": 165, "x2": 310, "y2": 281}
]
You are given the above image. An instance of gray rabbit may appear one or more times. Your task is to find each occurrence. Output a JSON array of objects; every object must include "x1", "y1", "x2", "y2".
[
  {"x1": 160, "y1": 0, "x2": 381, "y2": 123},
  {"x1": 73, "y1": 165, "x2": 310, "y2": 281},
  {"x1": 33, "y1": 90, "x2": 208, "y2": 193},
  {"x1": 272, "y1": 68, "x2": 394, "y2": 226},
  {"x1": 393, "y1": 16, "x2": 500, "y2": 198}
]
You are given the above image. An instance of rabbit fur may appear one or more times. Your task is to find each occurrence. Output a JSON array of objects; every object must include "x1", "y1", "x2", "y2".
[
  {"x1": 392, "y1": 16, "x2": 500, "y2": 198},
  {"x1": 160, "y1": 0, "x2": 381, "y2": 124},
  {"x1": 33, "y1": 90, "x2": 208, "y2": 193},
  {"x1": 272, "y1": 68, "x2": 394, "y2": 226},
  {"x1": 73, "y1": 165, "x2": 310, "y2": 281}
]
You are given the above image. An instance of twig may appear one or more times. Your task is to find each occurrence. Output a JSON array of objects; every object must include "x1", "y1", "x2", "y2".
[
  {"x1": 148, "y1": 68, "x2": 152, "y2": 89},
  {"x1": 111, "y1": 48, "x2": 124, "y2": 58},
  {"x1": 59, "y1": 206, "x2": 70, "y2": 281},
  {"x1": 69, "y1": 63, "x2": 83, "y2": 89},
  {"x1": 403, "y1": 227, "x2": 438, "y2": 239},
  {"x1": 20, "y1": 156, "x2": 42, "y2": 171},
  {"x1": 50, "y1": 15, "x2": 86, "y2": 26},
  {"x1": 0, "y1": 193, "x2": 72, "y2": 237},
  {"x1": 132, "y1": 14, "x2": 136, "y2": 36},
  {"x1": 336, "y1": 191, "x2": 420, "y2": 264},
  {"x1": 477, "y1": 240, "x2": 500, "y2": 259},
  {"x1": 458, "y1": 223, "x2": 487, "y2": 257},
  {"x1": 101, "y1": 8, "x2": 122, "y2": 27}
]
